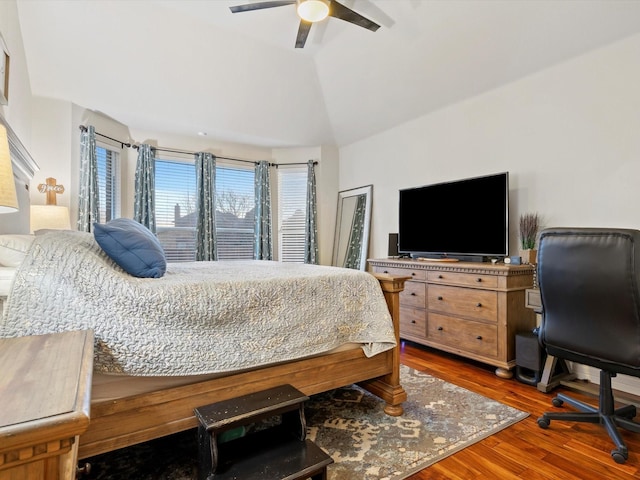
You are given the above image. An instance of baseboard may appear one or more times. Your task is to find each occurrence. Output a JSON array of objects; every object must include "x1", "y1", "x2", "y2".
[{"x1": 571, "y1": 364, "x2": 640, "y2": 405}]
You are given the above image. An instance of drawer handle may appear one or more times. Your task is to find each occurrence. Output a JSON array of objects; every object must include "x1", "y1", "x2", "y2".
[
  {"x1": 411, "y1": 292, "x2": 416, "y2": 296},
  {"x1": 411, "y1": 272, "x2": 416, "y2": 276},
  {"x1": 438, "y1": 274, "x2": 443, "y2": 279},
  {"x1": 383, "y1": 270, "x2": 388, "y2": 274},
  {"x1": 411, "y1": 320, "x2": 416, "y2": 324},
  {"x1": 476, "y1": 278, "x2": 482, "y2": 282},
  {"x1": 437, "y1": 326, "x2": 443, "y2": 331},
  {"x1": 476, "y1": 335, "x2": 483, "y2": 340},
  {"x1": 437, "y1": 296, "x2": 443, "y2": 301},
  {"x1": 476, "y1": 302, "x2": 482, "y2": 307}
]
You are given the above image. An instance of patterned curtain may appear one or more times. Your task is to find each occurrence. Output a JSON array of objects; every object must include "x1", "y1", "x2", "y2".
[
  {"x1": 133, "y1": 144, "x2": 156, "y2": 232},
  {"x1": 77, "y1": 125, "x2": 100, "y2": 232},
  {"x1": 195, "y1": 152, "x2": 217, "y2": 261},
  {"x1": 304, "y1": 160, "x2": 319, "y2": 264},
  {"x1": 343, "y1": 194, "x2": 367, "y2": 269},
  {"x1": 254, "y1": 160, "x2": 273, "y2": 260}
]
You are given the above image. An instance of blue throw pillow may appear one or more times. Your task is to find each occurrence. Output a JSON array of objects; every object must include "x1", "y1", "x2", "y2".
[{"x1": 94, "y1": 218, "x2": 167, "y2": 278}]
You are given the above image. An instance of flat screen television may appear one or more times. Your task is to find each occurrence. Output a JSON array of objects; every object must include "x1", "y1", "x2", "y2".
[{"x1": 398, "y1": 172, "x2": 509, "y2": 261}]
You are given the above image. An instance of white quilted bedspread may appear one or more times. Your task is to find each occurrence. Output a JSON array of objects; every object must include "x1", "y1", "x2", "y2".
[{"x1": 0, "y1": 231, "x2": 395, "y2": 376}]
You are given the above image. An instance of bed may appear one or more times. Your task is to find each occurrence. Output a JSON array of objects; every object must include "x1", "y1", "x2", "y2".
[
  {"x1": 0, "y1": 231, "x2": 407, "y2": 459},
  {"x1": 0, "y1": 234, "x2": 33, "y2": 316},
  {"x1": 0, "y1": 266, "x2": 16, "y2": 309}
]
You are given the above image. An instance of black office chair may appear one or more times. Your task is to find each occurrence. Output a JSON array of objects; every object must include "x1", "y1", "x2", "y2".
[{"x1": 536, "y1": 228, "x2": 640, "y2": 464}]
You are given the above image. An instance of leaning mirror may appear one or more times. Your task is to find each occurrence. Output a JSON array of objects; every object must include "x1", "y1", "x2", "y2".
[{"x1": 332, "y1": 185, "x2": 373, "y2": 270}]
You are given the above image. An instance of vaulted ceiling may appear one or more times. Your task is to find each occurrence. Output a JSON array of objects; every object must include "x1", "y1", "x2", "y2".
[{"x1": 16, "y1": 0, "x2": 640, "y2": 148}]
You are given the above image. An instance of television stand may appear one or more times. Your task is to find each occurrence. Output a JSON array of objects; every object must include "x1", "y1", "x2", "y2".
[{"x1": 369, "y1": 258, "x2": 535, "y2": 377}]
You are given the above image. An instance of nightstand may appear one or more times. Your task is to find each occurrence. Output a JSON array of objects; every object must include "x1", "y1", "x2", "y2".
[{"x1": 0, "y1": 330, "x2": 94, "y2": 480}]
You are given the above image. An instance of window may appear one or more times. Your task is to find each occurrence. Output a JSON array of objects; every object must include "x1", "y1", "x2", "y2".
[
  {"x1": 215, "y1": 165, "x2": 255, "y2": 260},
  {"x1": 154, "y1": 158, "x2": 255, "y2": 262},
  {"x1": 155, "y1": 158, "x2": 197, "y2": 262},
  {"x1": 277, "y1": 166, "x2": 308, "y2": 263},
  {"x1": 96, "y1": 144, "x2": 120, "y2": 223}
]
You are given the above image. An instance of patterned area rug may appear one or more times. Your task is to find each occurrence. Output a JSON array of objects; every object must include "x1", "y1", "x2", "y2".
[{"x1": 81, "y1": 365, "x2": 528, "y2": 480}]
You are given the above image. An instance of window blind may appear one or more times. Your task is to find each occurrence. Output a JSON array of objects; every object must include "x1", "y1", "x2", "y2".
[
  {"x1": 277, "y1": 166, "x2": 307, "y2": 263},
  {"x1": 96, "y1": 145, "x2": 120, "y2": 223},
  {"x1": 215, "y1": 165, "x2": 255, "y2": 260},
  {"x1": 155, "y1": 158, "x2": 197, "y2": 262}
]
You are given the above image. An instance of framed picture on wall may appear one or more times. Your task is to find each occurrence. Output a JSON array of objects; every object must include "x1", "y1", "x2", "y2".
[{"x1": 0, "y1": 32, "x2": 9, "y2": 105}]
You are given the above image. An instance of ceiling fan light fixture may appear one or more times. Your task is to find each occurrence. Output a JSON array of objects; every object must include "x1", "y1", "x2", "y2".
[{"x1": 297, "y1": 0, "x2": 330, "y2": 23}]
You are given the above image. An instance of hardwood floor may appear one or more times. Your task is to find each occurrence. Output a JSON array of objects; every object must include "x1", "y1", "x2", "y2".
[{"x1": 399, "y1": 340, "x2": 640, "y2": 479}]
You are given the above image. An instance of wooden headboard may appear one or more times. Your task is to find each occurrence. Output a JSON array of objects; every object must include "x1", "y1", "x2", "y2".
[{"x1": 0, "y1": 114, "x2": 38, "y2": 234}]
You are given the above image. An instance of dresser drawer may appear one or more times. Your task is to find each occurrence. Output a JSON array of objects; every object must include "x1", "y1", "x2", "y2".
[
  {"x1": 428, "y1": 312, "x2": 498, "y2": 357},
  {"x1": 400, "y1": 306, "x2": 426, "y2": 338},
  {"x1": 373, "y1": 266, "x2": 426, "y2": 281},
  {"x1": 428, "y1": 285, "x2": 497, "y2": 322},
  {"x1": 427, "y1": 271, "x2": 498, "y2": 289},
  {"x1": 400, "y1": 281, "x2": 426, "y2": 308}
]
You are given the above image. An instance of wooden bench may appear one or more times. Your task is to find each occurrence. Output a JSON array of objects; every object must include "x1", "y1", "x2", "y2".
[{"x1": 194, "y1": 384, "x2": 333, "y2": 480}]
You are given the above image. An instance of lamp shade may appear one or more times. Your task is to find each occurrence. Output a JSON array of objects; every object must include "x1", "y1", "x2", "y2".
[
  {"x1": 30, "y1": 205, "x2": 71, "y2": 233},
  {"x1": 0, "y1": 124, "x2": 18, "y2": 214},
  {"x1": 297, "y1": 0, "x2": 329, "y2": 22}
]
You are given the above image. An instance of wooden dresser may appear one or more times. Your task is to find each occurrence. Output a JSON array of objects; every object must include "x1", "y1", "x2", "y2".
[
  {"x1": 369, "y1": 258, "x2": 535, "y2": 377},
  {"x1": 0, "y1": 330, "x2": 93, "y2": 480}
]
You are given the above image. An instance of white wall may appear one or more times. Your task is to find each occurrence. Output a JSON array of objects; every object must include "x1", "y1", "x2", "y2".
[
  {"x1": 30, "y1": 97, "x2": 72, "y2": 211},
  {"x1": 338, "y1": 33, "x2": 640, "y2": 391},
  {"x1": 0, "y1": 0, "x2": 35, "y2": 234},
  {"x1": 0, "y1": 0, "x2": 32, "y2": 148},
  {"x1": 340, "y1": 33, "x2": 640, "y2": 261}
]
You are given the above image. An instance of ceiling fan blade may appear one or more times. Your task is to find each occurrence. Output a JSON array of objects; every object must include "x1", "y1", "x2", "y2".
[
  {"x1": 295, "y1": 20, "x2": 312, "y2": 48},
  {"x1": 329, "y1": 0, "x2": 380, "y2": 32},
  {"x1": 229, "y1": 1, "x2": 295, "y2": 14}
]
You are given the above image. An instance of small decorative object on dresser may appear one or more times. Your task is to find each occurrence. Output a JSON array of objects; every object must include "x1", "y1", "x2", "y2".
[{"x1": 519, "y1": 212, "x2": 540, "y2": 265}]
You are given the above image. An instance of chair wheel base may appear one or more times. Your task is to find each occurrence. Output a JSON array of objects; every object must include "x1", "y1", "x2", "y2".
[
  {"x1": 612, "y1": 449, "x2": 628, "y2": 464},
  {"x1": 537, "y1": 417, "x2": 550, "y2": 429}
]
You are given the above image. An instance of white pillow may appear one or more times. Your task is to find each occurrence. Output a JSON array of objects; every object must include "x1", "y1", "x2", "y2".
[{"x1": 0, "y1": 235, "x2": 35, "y2": 267}]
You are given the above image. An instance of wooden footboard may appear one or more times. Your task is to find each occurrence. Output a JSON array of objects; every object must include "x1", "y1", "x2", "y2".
[
  {"x1": 78, "y1": 274, "x2": 408, "y2": 460},
  {"x1": 359, "y1": 273, "x2": 409, "y2": 416}
]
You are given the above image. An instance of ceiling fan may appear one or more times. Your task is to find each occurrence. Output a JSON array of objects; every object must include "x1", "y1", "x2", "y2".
[{"x1": 229, "y1": 0, "x2": 380, "y2": 48}]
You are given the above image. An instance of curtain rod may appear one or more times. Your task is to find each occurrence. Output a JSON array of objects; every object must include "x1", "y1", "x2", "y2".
[
  {"x1": 79, "y1": 125, "x2": 131, "y2": 149},
  {"x1": 79, "y1": 125, "x2": 317, "y2": 167},
  {"x1": 135, "y1": 145, "x2": 267, "y2": 166}
]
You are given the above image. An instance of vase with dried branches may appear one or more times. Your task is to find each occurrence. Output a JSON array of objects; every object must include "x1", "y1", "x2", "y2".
[{"x1": 519, "y1": 213, "x2": 540, "y2": 264}]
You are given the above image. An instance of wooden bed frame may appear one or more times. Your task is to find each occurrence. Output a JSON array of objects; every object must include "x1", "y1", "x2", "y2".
[{"x1": 78, "y1": 273, "x2": 408, "y2": 460}]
